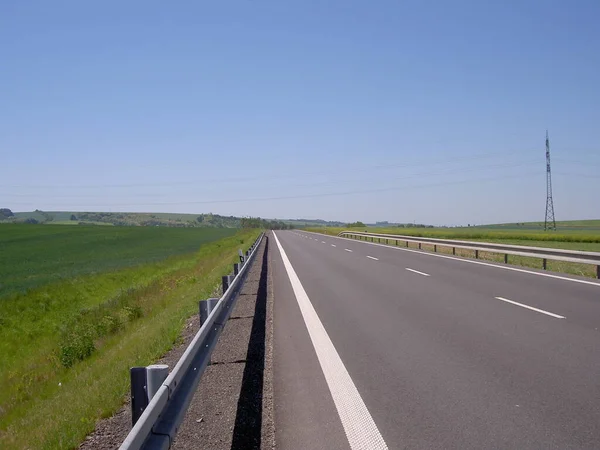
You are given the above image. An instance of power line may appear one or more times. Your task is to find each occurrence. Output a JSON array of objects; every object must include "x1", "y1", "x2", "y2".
[
  {"x1": 3, "y1": 160, "x2": 540, "y2": 198},
  {"x1": 555, "y1": 172, "x2": 600, "y2": 179},
  {"x1": 554, "y1": 159, "x2": 600, "y2": 167},
  {"x1": 0, "y1": 149, "x2": 528, "y2": 189},
  {"x1": 8, "y1": 171, "x2": 541, "y2": 208}
]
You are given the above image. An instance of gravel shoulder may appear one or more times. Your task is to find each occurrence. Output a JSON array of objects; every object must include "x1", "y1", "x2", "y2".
[{"x1": 80, "y1": 235, "x2": 274, "y2": 449}]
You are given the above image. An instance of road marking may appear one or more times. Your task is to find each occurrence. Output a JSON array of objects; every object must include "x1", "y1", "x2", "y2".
[
  {"x1": 302, "y1": 232, "x2": 600, "y2": 288},
  {"x1": 331, "y1": 244, "x2": 336, "y2": 247},
  {"x1": 345, "y1": 249, "x2": 353, "y2": 252},
  {"x1": 405, "y1": 268, "x2": 430, "y2": 277},
  {"x1": 366, "y1": 256, "x2": 379, "y2": 260},
  {"x1": 494, "y1": 296, "x2": 565, "y2": 319},
  {"x1": 322, "y1": 241, "x2": 326, "y2": 244},
  {"x1": 273, "y1": 232, "x2": 389, "y2": 450}
]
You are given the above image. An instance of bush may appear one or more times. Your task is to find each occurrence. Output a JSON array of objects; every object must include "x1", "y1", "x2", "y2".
[
  {"x1": 96, "y1": 314, "x2": 122, "y2": 336},
  {"x1": 123, "y1": 305, "x2": 143, "y2": 321},
  {"x1": 0, "y1": 208, "x2": 14, "y2": 220},
  {"x1": 347, "y1": 221, "x2": 366, "y2": 228},
  {"x1": 57, "y1": 289, "x2": 147, "y2": 367},
  {"x1": 59, "y1": 327, "x2": 95, "y2": 368}
]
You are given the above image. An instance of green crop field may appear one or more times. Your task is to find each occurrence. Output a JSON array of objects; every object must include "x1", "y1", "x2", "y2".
[
  {"x1": 0, "y1": 224, "x2": 260, "y2": 449},
  {"x1": 0, "y1": 224, "x2": 237, "y2": 296},
  {"x1": 307, "y1": 220, "x2": 600, "y2": 278}
]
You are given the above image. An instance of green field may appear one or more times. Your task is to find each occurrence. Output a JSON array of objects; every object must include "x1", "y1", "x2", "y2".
[
  {"x1": 307, "y1": 221, "x2": 600, "y2": 278},
  {"x1": 0, "y1": 224, "x2": 260, "y2": 449},
  {"x1": 0, "y1": 224, "x2": 236, "y2": 296}
]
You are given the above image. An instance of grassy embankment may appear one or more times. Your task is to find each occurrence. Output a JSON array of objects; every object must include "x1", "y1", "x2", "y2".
[
  {"x1": 307, "y1": 221, "x2": 600, "y2": 278},
  {"x1": 0, "y1": 224, "x2": 260, "y2": 449}
]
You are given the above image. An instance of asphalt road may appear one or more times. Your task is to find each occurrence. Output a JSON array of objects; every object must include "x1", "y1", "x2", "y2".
[{"x1": 271, "y1": 230, "x2": 600, "y2": 450}]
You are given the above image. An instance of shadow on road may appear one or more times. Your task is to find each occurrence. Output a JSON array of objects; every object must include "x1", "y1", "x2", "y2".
[{"x1": 230, "y1": 236, "x2": 269, "y2": 449}]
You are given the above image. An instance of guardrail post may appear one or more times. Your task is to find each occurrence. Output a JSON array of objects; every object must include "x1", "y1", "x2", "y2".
[
  {"x1": 130, "y1": 367, "x2": 147, "y2": 426},
  {"x1": 597, "y1": 265, "x2": 600, "y2": 279},
  {"x1": 418, "y1": 243, "x2": 421, "y2": 250},
  {"x1": 504, "y1": 254, "x2": 508, "y2": 264},
  {"x1": 434, "y1": 245, "x2": 437, "y2": 253},
  {"x1": 543, "y1": 258, "x2": 547, "y2": 270},
  {"x1": 452, "y1": 247, "x2": 455, "y2": 255},
  {"x1": 406, "y1": 241, "x2": 408, "y2": 248},
  {"x1": 222, "y1": 276, "x2": 230, "y2": 294},
  {"x1": 130, "y1": 364, "x2": 169, "y2": 426},
  {"x1": 199, "y1": 297, "x2": 219, "y2": 327},
  {"x1": 146, "y1": 364, "x2": 169, "y2": 403},
  {"x1": 238, "y1": 249, "x2": 245, "y2": 264},
  {"x1": 233, "y1": 263, "x2": 239, "y2": 276},
  {"x1": 475, "y1": 250, "x2": 479, "y2": 259}
]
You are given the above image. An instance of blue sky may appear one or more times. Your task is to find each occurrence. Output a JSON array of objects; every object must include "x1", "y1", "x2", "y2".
[{"x1": 1, "y1": 0, "x2": 599, "y2": 225}]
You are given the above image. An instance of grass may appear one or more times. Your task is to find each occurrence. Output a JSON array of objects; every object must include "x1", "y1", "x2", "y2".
[
  {"x1": 306, "y1": 225, "x2": 600, "y2": 278},
  {"x1": 0, "y1": 224, "x2": 236, "y2": 296},
  {"x1": 0, "y1": 225, "x2": 260, "y2": 449}
]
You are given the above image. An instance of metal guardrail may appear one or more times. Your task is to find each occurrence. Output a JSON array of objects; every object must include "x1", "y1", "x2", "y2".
[
  {"x1": 120, "y1": 232, "x2": 265, "y2": 450},
  {"x1": 337, "y1": 231, "x2": 600, "y2": 278}
]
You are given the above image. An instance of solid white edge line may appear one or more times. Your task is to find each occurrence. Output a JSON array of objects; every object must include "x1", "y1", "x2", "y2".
[
  {"x1": 405, "y1": 268, "x2": 430, "y2": 277},
  {"x1": 300, "y1": 231, "x2": 600, "y2": 288},
  {"x1": 366, "y1": 256, "x2": 379, "y2": 260},
  {"x1": 273, "y1": 232, "x2": 389, "y2": 450},
  {"x1": 494, "y1": 296, "x2": 565, "y2": 319},
  {"x1": 345, "y1": 249, "x2": 353, "y2": 252}
]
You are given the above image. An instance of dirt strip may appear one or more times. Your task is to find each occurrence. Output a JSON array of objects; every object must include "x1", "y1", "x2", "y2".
[{"x1": 80, "y1": 235, "x2": 274, "y2": 450}]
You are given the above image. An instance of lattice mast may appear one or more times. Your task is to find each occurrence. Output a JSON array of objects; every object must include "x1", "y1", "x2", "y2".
[{"x1": 544, "y1": 130, "x2": 556, "y2": 231}]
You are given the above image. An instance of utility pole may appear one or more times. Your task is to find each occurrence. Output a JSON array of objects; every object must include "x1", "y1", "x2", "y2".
[{"x1": 544, "y1": 130, "x2": 556, "y2": 231}]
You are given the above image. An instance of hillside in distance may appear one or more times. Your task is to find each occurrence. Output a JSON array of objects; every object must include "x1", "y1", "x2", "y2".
[
  {"x1": 1, "y1": 210, "x2": 296, "y2": 229},
  {"x1": 2, "y1": 210, "x2": 241, "y2": 227}
]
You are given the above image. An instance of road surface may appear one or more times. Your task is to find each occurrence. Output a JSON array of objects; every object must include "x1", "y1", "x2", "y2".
[{"x1": 271, "y1": 230, "x2": 600, "y2": 450}]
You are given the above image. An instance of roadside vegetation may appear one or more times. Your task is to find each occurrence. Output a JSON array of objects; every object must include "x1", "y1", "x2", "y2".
[
  {"x1": 0, "y1": 224, "x2": 260, "y2": 449},
  {"x1": 307, "y1": 221, "x2": 600, "y2": 278}
]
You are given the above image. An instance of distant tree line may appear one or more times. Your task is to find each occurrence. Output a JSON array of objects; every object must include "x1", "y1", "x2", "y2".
[
  {"x1": 346, "y1": 221, "x2": 366, "y2": 228},
  {"x1": 0, "y1": 208, "x2": 39, "y2": 224},
  {"x1": 395, "y1": 223, "x2": 434, "y2": 228},
  {"x1": 240, "y1": 217, "x2": 294, "y2": 230}
]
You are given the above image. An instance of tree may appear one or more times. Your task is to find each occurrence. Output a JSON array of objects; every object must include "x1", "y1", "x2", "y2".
[
  {"x1": 347, "y1": 221, "x2": 366, "y2": 228},
  {"x1": 0, "y1": 208, "x2": 14, "y2": 220},
  {"x1": 24, "y1": 218, "x2": 39, "y2": 224},
  {"x1": 70, "y1": 214, "x2": 77, "y2": 221}
]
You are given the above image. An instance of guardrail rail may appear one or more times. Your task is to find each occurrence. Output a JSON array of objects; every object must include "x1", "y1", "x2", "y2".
[
  {"x1": 120, "y1": 232, "x2": 265, "y2": 450},
  {"x1": 337, "y1": 231, "x2": 600, "y2": 279}
]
